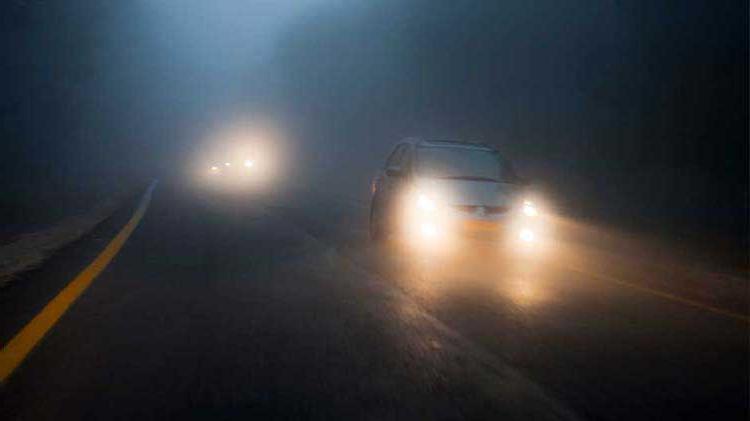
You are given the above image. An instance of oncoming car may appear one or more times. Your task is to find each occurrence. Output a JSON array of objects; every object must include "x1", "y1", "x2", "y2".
[
  {"x1": 199, "y1": 156, "x2": 264, "y2": 191},
  {"x1": 208, "y1": 158, "x2": 255, "y2": 176},
  {"x1": 369, "y1": 138, "x2": 544, "y2": 252}
]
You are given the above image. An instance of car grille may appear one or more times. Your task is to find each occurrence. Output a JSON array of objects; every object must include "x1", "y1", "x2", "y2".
[{"x1": 452, "y1": 205, "x2": 509, "y2": 216}]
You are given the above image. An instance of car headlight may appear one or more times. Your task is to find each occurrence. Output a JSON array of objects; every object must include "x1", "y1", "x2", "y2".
[
  {"x1": 416, "y1": 193, "x2": 437, "y2": 212},
  {"x1": 244, "y1": 159, "x2": 254, "y2": 168},
  {"x1": 420, "y1": 222, "x2": 439, "y2": 238},
  {"x1": 519, "y1": 228, "x2": 535, "y2": 242},
  {"x1": 522, "y1": 200, "x2": 538, "y2": 217}
]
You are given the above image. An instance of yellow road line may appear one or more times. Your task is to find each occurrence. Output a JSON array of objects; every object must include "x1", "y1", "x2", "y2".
[
  {"x1": 0, "y1": 181, "x2": 158, "y2": 383},
  {"x1": 568, "y1": 265, "x2": 750, "y2": 324}
]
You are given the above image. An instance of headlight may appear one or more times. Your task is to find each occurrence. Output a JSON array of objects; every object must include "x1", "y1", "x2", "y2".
[
  {"x1": 224, "y1": 162, "x2": 231, "y2": 167},
  {"x1": 420, "y1": 222, "x2": 439, "y2": 238},
  {"x1": 416, "y1": 193, "x2": 437, "y2": 212},
  {"x1": 244, "y1": 159, "x2": 254, "y2": 168},
  {"x1": 522, "y1": 200, "x2": 538, "y2": 217},
  {"x1": 519, "y1": 228, "x2": 535, "y2": 243}
]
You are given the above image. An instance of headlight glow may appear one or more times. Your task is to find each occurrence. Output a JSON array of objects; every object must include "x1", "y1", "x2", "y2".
[
  {"x1": 522, "y1": 200, "x2": 539, "y2": 217},
  {"x1": 244, "y1": 159, "x2": 254, "y2": 168},
  {"x1": 420, "y1": 222, "x2": 438, "y2": 238},
  {"x1": 210, "y1": 166, "x2": 219, "y2": 172},
  {"x1": 417, "y1": 194, "x2": 437, "y2": 212},
  {"x1": 519, "y1": 228, "x2": 535, "y2": 243},
  {"x1": 224, "y1": 162, "x2": 231, "y2": 166}
]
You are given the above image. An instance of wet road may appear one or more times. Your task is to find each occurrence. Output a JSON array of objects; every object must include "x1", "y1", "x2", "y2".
[{"x1": 1, "y1": 182, "x2": 747, "y2": 420}]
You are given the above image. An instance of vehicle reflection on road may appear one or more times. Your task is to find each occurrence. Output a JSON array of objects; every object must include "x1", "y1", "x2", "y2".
[
  {"x1": 371, "y1": 207, "x2": 747, "y2": 326},
  {"x1": 504, "y1": 276, "x2": 547, "y2": 309},
  {"x1": 378, "y1": 235, "x2": 558, "y2": 319}
]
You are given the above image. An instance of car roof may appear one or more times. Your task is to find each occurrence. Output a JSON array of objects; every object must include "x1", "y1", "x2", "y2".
[{"x1": 401, "y1": 137, "x2": 497, "y2": 152}]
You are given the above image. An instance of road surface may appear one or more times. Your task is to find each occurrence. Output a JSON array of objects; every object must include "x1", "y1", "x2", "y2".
[{"x1": 1, "y1": 182, "x2": 747, "y2": 420}]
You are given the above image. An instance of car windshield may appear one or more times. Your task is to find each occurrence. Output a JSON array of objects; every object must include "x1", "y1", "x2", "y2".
[{"x1": 415, "y1": 146, "x2": 518, "y2": 182}]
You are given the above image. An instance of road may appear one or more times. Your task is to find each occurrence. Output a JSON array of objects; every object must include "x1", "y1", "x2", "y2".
[{"x1": 0, "y1": 182, "x2": 747, "y2": 420}]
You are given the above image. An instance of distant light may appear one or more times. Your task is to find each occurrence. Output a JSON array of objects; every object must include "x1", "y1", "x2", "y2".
[
  {"x1": 244, "y1": 159, "x2": 254, "y2": 168},
  {"x1": 224, "y1": 162, "x2": 231, "y2": 166},
  {"x1": 210, "y1": 166, "x2": 219, "y2": 171},
  {"x1": 519, "y1": 228, "x2": 535, "y2": 243}
]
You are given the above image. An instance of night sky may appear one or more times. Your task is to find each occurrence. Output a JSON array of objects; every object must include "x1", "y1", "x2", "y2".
[{"x1": 1, "y1": 1, "x2": 747, "y2": 245}]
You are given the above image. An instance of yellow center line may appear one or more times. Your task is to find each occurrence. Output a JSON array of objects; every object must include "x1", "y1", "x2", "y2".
[
  {"x1": 567, "y1": 265, "x2": 750, "y2": 324},
  {"x1": 0, "y1": 181, "x2": 158, "y2": 383}
]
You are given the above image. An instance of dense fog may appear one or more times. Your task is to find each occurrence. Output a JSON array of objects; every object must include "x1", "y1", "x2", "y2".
[{"x1": 2, "y1": 1, "x2": 747, "y2": 246}]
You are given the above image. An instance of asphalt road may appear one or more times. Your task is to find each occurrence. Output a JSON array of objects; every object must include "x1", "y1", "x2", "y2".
[{"x1": 0, "y1": 182, "x2": 747, "y2": 420}]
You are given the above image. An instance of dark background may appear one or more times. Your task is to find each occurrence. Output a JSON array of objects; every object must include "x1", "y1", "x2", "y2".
[{"x1": 1, "y1": 1, "x2": 747, "y2": 256}]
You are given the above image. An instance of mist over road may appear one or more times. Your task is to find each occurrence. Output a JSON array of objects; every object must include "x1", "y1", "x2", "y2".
[
  {"x1": 1, "y1": 2, "x2": 747, "y2": 419},
  {"x1": 0, "y1": 183, "x2": 745, "y2": 420}
]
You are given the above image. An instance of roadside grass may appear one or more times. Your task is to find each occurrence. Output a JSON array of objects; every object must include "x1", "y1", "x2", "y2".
[{"x1": 0, "y1": 187, "x2": 138, "y2": 287}]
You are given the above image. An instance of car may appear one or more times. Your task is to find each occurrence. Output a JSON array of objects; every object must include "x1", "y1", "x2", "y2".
[
  {"x1": 200, "y1": 158, "x2": 260, "y2": 190},
  {"x1": 208, "y1": 159, "x2": 255, "y2": 176},
  {"x1": 369, "y1": 138, "x2": 542, "y2": 251}
]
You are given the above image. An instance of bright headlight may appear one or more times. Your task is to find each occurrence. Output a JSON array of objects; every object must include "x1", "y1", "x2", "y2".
[
  {"x1": 210, "y1": 166, "x2": 219, "y2": 172},
  {"x1": 416, "y1": 193, "x2": 437, "y2": 212},
  {"x1": 244, "y1": 159, "x2": 254, "y2": 168},
  {"x1": 519, "y1": 228, "x2": 535, "y2": 243},
  {"x1": 420, "y1": 222, "x2": 439, "y2": 238},
  {"x1": 522, "y1": 200, "x2": 538, "y2": 217}
]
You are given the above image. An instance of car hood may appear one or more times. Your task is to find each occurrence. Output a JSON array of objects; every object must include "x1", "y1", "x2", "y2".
[{"x1": 414, "y1": 177, "x2": 520, "y2": 207}]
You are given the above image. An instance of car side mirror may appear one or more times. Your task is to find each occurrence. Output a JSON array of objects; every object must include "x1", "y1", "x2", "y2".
[{"x1": 386, "y1": 166, "x2": 403, "y2": 177}]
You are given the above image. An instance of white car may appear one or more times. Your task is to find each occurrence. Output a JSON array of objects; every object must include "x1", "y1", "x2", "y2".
[{"x1": 369, "y1": 139, "x2": 542, "y2": 250}]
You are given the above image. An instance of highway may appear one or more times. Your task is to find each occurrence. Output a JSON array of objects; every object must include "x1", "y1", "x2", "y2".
[{"x1": 0, "y1": 182, "x2": 747, "y2": 420}]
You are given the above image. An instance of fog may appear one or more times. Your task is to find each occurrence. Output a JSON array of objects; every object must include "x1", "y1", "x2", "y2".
[{"x1": 2, "y1": 1, "x2": 747, "y2": 248}]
